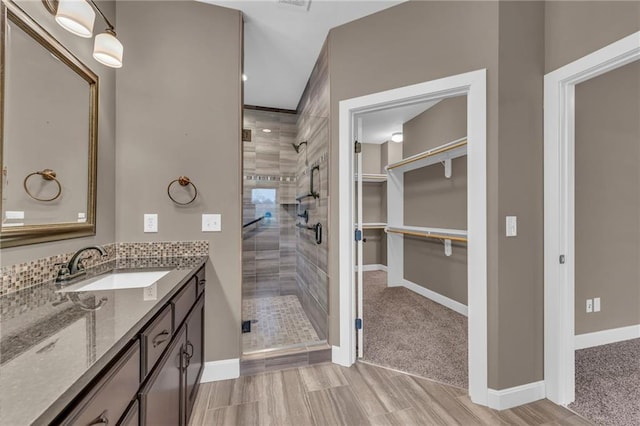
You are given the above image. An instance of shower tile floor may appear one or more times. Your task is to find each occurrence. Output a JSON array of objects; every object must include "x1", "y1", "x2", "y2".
[{"x1": 242, "y1": 295, "x2": 321, "y2": 353}]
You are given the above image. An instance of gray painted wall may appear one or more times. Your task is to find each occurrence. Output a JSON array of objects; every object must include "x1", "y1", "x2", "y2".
[
  {"x1": 403, "y1": 96, "x2": 468, "y2": 305},
  {"x1": 574, "y1": 61, "x2": 640, "y2": 334},
  {"x1": 1, "y1": 0, "x2": 116, "y2": 266},
  {"x1": 327, "y1": 0, "x2": 504, "y2": 386},
  {"x1": 115, "y1": 1, "x2": 243, "y2": 362}
]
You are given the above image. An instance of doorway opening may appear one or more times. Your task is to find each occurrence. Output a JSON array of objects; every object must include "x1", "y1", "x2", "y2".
[
  {"x1": 544, "y1": 32, "x2": 640, "y2": 412},
  {"x1": 337, "y1": 69, "x2": 489, "y2": 406}
]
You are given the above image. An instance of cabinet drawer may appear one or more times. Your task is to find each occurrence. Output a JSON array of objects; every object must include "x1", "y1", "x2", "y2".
[
  {"x1": 141, "y1": 305, "x2": 173, "y2": 377},
  {"x1": 61, "y1": 341, "x2": 140, "y2": 426},
  {"x1": 196, "y1": 266, "x2": 206, "y2": 296},
  {"x1": 172, "y1": 277, "x2": 196, "y2": 330}
]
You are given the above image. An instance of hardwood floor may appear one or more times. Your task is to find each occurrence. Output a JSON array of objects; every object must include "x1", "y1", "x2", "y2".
[{"x1": 189, "y1": 362, "x2": 593, "y2": 426}]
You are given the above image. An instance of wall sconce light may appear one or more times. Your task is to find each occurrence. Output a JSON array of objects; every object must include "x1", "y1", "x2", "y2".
[
  {"x1": 391, "y1": 132, "x2": 403, "y2": 143},
  {"x1": 43, "y1": 0, "x2": 123, "y2": 68}
]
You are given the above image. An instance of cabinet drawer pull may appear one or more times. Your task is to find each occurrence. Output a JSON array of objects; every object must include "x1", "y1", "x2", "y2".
[
  {"x1": 185, "y1": 341, "x2": 194, "y2": 359},
  {"x1": 152, "y1": 330, "x2": 170, "y2": 348},
  {"x1": 198, "y1": 279, "x2": 206, "y2": 286},
  {"x1": 88, "y1": 410, "x2": 109, "y2": 425}
]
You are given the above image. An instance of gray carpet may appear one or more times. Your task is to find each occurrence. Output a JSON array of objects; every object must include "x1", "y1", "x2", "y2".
[
  {"x1": 362, "y1": 270, "x2": 468, "y2": 389},
  {"x1": 569, "y1": 338, "x2": 640, "y2": 426}
]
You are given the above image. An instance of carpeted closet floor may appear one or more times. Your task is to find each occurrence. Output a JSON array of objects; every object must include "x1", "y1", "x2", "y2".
[
  {"x1": 569, "y1": 338, "x2": 640, "y2": 426},
  {"x1": 362, "y1": 270, "x2": 468, "y2": 389}
]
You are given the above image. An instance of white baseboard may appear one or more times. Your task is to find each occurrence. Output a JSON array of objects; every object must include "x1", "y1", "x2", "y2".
[
  {"x1": 575, "y1": 324, "x2": 640, "y2": 350},
  {"x1": 362, "y1": 264, "x2": 387, "y2": 272},
  {"x1": 488, "y1": 381, "x2": 546, "y2": 410},
  {"x1": 402, "y1": 279, "x2": 468, "y2": 317},
  {"x1": 200, "y1": 358, "x2": 240, "y2": 383},
  {"x1": 332, "y1": 345, "x2": 353, "y2": 367}
]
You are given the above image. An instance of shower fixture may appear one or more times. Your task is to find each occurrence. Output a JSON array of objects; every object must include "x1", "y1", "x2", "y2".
[{"x1": 292, "y1": 141, "x2": 308, "y2": 153}]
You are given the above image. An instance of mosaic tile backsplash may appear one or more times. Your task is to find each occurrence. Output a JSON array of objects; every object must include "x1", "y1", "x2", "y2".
[{"x1": 1, "y1": 241, "x2": 208, "y2": 296}]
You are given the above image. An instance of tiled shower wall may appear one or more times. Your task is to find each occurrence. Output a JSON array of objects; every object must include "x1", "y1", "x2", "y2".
[
  {"x1": 242, "y1": 109, "x2": 298, "y2": 298},
  {"x1": 295, "y1": 41, "x2": 330, "y2": 340}
]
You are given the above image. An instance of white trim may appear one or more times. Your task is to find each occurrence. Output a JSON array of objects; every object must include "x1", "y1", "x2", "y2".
[
  {"x1": 200, "y1": 359, "x2": 240, "y2": 382},
  {"x1": 487, "y1": 381, "x2": 546, "y2": 411},
  {"x1": 575, "y1": 325, "x2": 640, "y2": 350},
  {"x1": 332, "y1": 345, "x2": 350, "y2": 367},
  {"x1": 338, "y1": 69, "x2": 488, "y2": 406},
  {"x1": 362, "y1": 264, "x2": 387, "y2": 272},
  {"x1": 403, "y1": 279, "x2": 468, "y2": 317},
  {"x1": 544, "y1": 31, "x2": 640, "y2": 406}
]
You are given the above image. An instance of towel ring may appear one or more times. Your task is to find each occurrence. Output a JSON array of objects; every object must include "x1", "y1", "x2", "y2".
[
  {"x1": 23, "y1": 169, "x2": 62, "y2": 202},
  {"x1": 167, "y1": 176, "x2": 198, "y2": 205}
]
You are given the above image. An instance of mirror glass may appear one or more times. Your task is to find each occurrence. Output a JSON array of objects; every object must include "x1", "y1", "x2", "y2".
[{"x1": 1, "y1": 4, "x2": 98, "y2": 247}]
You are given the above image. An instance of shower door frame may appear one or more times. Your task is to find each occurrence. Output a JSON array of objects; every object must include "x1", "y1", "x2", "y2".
[{"x1": 336, "y1": 69, "x2": 489, "y2": 407}]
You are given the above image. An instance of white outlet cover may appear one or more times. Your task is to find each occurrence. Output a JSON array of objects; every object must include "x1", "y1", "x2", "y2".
[
  {"x1": 144, "y1": 214, "x2": 158, "y2": 233},
  {"x1": 202, "y1": 214, "x2": 221, "y2": 232},
  {"x1": 506, "y1": 216, "x2": 517, "y2": 237},
  {"x1": 5, "y1": 210, "x2": 24, "y2": 220},
  {"x1": 594, "y1": 297, "x2": 601, "y2": 312}
]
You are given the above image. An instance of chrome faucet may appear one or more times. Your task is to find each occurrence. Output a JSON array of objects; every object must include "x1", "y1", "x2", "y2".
[{"x1": 56, "y1": 245, "x2": 107, "y2": 283}]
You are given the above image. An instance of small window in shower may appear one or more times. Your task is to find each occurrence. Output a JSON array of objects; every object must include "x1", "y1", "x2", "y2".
[{"x1": 251, "y1": 188, "x2": 276, "y2": 205}]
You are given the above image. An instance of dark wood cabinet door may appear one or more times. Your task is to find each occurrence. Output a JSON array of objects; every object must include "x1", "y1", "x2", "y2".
[
  {"x1": 139, "y1": 326, "x2": 185, "y2": 426},
  {"x1": 184, "y1": 296, "x2": 204, "y2": 423}
]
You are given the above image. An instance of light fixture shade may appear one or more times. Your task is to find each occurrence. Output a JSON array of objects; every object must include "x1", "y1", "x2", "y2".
[
  {"x1": 391, "y1": 132, "x2": 403, "y2": 143},
  {"x1": 55, "y1": 0, "x2": 95, "y2": 38},
  {"x1": 93, "y1": 32, "x2": 123, "y2": 68}
]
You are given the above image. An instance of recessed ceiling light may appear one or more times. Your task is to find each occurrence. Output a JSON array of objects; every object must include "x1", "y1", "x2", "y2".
[
  {"x1": 391, "y1": 132, "x2": 403, "y2": 143},
  {"x1": 262, "y1": 129, "x2": 272, "y2": 133},
  {"x1": 242, "y1": 74, "x2": 248, "y2": 81}
]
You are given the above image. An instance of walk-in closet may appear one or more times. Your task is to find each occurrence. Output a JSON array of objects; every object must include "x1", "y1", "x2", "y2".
[{"x1": 356, "y1": 95, "x2": 469, "y2": 389}]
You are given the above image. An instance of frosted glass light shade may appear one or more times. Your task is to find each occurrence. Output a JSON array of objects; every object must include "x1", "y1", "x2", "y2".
[
  {"x1": 93, "y1": 32, "x2": 123, "y2": 68},
  {"x1": 391, "y1": 132, "x2": 403, "y2": 143},
  {"x1": 55, "y1": 0, "x2": 95, "y2": 38}
]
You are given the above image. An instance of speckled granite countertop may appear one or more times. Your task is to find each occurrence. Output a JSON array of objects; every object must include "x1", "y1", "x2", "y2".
[{"x1": 0, "y1": 256, "x2": 207, "y2": 426}]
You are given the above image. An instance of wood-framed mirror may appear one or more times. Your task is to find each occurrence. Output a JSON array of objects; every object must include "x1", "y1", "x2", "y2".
[{"x1": 0, "y1": 1, "x2": 98, "y2": 248}]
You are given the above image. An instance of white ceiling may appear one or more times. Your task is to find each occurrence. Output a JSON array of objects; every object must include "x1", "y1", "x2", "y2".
[
  {"x1": 199, "y1": 0, "x2": 405, "y2": 110},
  {"x1": 360, "y1": 100, "x2": 440, "y2": 144}
]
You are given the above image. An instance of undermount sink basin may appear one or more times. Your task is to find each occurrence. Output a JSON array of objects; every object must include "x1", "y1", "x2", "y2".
[{"x1": 60, "y1": 270, "x2": 171, "y2": 292}]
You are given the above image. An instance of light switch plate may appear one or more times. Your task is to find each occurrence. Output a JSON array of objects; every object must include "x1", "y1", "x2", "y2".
[
  {"x1": 202, "y1": 214, "x2": 221, "y2": 232},
  {"x1": 144, "y1": 214, "x2": 158, "y2": 233},
  {"x1": 506, "y1": 216, "x2": 517, "y2": 237},
  {"x1": 594, "y1": 297, "x2": 601, "y2": 312},
  {"x1": 586, "y1": 299, "x2": 593, "y2": 313}
]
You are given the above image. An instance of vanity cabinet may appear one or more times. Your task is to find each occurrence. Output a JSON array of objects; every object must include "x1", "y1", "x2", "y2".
[
  {"x1": 184, "y1": 296, "x2": 205, "y2": 422},
  {"x1": 60, "y1": 342, "x2": 140, "y2": 426},
  {"x1": 139, "y1": 326, "x2": 186, "y2": 426},
  {"x1": 50, "y1": 265, "x2": 206, "y2": 426}
]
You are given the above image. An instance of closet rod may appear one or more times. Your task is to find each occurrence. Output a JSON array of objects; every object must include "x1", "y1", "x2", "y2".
[
  {"x1": 386, "y1": 139, "x2": 467, "y2": 170},
  {"x1": 385, "y1": 228, "x2": 468, "y2": 243}
]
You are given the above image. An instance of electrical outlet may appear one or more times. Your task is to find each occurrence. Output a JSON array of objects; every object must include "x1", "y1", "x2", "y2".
[
  {"x1": 202, "y1": 214, "x2": 221, "y2": 232},
  {"x1": 144, "y1": 214, "x2": 158, "y2": 233},
  {"x1": 594, "y1": 297, "x2": 601, "y2": 312},
  {"x1": 586, "y1": 299, "x2": 593, "y2": 313}
]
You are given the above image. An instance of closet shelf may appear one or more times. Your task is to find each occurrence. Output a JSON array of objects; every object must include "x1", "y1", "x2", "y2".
[
  {"x1": 385, "y1": 225, "x2": 467, "y2": 242},
  {"x1": 360, "y1": 222, "x2": 387, "y2": 229},
  {"x1": 386, "y1": 137, "x2": 467, "y2": 174},
  {"x1": 355, "y1": 173, "x2": 387, "y2": 183}
]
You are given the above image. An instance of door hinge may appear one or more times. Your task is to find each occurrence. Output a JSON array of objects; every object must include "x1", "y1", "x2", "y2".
[
  {"x1": 355, "y1": 229, "x2": 362, "y2": 241},
  {"x1": 354, "y1": 141, "x2": 362, "y2": 154},
  {"x1": 559, "y1": 255, "x2": 565, "y2": 264},
  {"x1": 355, "y1": 318, "x2": 362, "y2": 330}
]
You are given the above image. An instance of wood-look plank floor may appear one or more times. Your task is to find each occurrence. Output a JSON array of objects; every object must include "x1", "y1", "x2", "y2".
[{"x1": 189, "y1": 362, "x2": 593, "y2": 426}]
